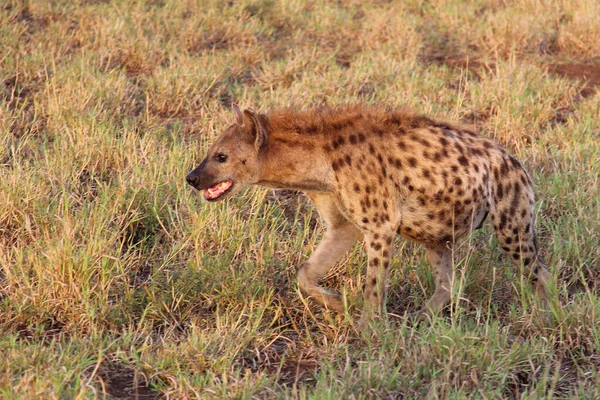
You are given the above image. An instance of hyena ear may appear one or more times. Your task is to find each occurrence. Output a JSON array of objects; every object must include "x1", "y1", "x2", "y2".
[
  {"x1": 232, "y1": 103, "x2": 243, "y2": 125},
  {"x1": 243, "y1": 109, "x2": 268, "y2": 152}
]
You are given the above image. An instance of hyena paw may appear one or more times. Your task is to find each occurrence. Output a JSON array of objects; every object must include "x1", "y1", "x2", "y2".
[{"x1": 317, "y1": 287, "x2": 345, "y2": 313}]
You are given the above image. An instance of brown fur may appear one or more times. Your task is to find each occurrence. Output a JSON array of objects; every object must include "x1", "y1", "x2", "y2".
[{"x1": 186, "y1": 104, "x2": 549, "y2": 324}]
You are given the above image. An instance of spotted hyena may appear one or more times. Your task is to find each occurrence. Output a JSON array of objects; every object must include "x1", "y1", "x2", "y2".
[{"x1": 186, "y1": 104, "x2": 549, "y2": 323}]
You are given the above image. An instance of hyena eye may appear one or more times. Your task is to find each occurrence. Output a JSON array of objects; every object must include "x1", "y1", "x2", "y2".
[{"x1": 215, "y1": 153, "x2": 228, "y2": 163}]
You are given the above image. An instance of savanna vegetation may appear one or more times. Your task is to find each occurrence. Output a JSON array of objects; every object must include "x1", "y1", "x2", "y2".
[{"x1": 1, "y1": 0, "x2": 599, "y2": 398}]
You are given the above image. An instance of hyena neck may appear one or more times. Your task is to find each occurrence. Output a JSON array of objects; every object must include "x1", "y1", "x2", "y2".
[{"x1": 257, "y1": 135, "x2": 333, "y2": 192}]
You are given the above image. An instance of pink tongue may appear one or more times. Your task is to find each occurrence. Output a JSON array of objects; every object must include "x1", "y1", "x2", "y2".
[{"x1": 203, "y1": 180, "x2": 232, "y2": 199}]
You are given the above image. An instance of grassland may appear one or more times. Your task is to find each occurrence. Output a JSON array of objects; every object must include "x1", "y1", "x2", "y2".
[{"x1": 1, "y1": 0, "x2": 599, "y2": 398}]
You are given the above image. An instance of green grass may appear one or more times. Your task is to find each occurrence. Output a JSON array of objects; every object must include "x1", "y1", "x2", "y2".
[{"x1": 1, "y1": 0, "x2": 599, "y2": 398}]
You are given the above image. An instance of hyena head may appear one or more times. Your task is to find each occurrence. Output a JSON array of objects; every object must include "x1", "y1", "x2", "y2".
[{"x1": 186, "y1": 104, "x2": 268, "y2": 201}]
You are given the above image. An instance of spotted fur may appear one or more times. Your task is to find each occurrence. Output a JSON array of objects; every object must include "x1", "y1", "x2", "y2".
[{"x1": 186, "y1": 104, "x2": 550, "y2": 323}]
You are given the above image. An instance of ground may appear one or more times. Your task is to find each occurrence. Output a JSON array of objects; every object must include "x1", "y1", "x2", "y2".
[{"x1": 1, "y1": 0, "x2": 599, "y2": 398}]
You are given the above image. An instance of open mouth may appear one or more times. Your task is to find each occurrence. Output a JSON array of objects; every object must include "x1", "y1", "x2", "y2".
[{"x1": 203, "y1": 180, "x2": 233, "y2": 201}]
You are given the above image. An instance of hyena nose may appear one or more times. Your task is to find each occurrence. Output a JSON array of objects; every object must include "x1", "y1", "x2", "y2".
[{"x1": 186, "y1": 172, "x2": 199, "y2": 187}]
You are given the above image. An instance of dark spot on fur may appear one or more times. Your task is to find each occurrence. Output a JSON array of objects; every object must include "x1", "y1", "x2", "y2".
[
  {"x1": 520, "y1": 175, "x2": 529, "y2": 187},
  {"x1": 397, "y1": 141, "x2": 407, "y2": 150},
  {"x1": 408, "y1": 157, "x2": 417, "y2": 167},
  {"x1": 305, "y1": 124, "x2": 318, "y2": 134},
  {"x1": 349, "y1": 134, "x2": 358, "y2": 144},
  {"x1": 500, "y1": 159, "x2": 510, "y2": 176},
  {"x1": 496, "y1": 183, "x2": 504, "y2": 200},
  {"x1": 345, "y1": 155, "x2": 352, "y2": 167},
  {"x1": 358, "y1": 133, "x2": 366, "y2": 142},
  {"x1": 370, "y1": 258, "x2": 380, "y2": 266},
  {"x1": 509, "y1": 156, "x2": 521, "y2": 168},
  {"x1": 455, "y1": 177, "x2": 462, "y2": 186},
  {"x1": 332, "y1": 160, "x2": 340, "y2": 171},
  {"x1": 509, "y1": 182, "x2": 522, "y2": 218},
  {"x1": 362, "y1": 217, "x2": 369, "y2": 224},
  {"x1": 499, "y1": 214, "x2": 507, "y2": 230},
  {"x1": 354, "y1": 183, "x2": 360, "y2": 193},
  {"x1": 458, "y1": 156, "x2": 469, "y2": 167}
]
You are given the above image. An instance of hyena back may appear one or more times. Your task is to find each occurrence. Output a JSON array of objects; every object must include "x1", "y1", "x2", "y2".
[{"x1": 186, "y1": 104, "x2": 549, "y2": 323}]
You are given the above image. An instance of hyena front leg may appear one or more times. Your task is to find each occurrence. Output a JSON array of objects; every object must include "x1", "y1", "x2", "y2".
[
  {"x1": 417, "y1": 243, "x2": 453, "y2": 318},
  {"x1": 297, "y1": 193, "x2": 362, "y2": 313},
  {"x1": 360, "y1": 230, "x2": 396, "y2": 325}
]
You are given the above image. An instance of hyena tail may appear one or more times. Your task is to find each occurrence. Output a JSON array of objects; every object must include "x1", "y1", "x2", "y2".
[{"x1": 487, "y1": 152, "x2": 550, "y2": 300}]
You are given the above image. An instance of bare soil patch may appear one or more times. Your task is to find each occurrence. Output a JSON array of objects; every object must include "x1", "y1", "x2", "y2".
[
  {"x1": 240, "y1": 338, "x2": 319, "y2": 388},
  {"x1": 547, "y1": 61, "x2": 600, "y2": 97},
  {"x1": 95, "y1": 362, "x2": 162, "y2": 399},
  {"x1": 425, "y1": 53, "x2": 600, "y2": 98},
  {"x1": 423, "y1": 53, "x2": 490, "y2": 78}
]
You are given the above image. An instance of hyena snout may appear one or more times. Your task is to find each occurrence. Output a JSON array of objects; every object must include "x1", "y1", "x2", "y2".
[
  {"x1": 186, "y1": 161, "x2": 234, "y2": 202},
  {"x1": 186, "y1": 159, "x2": 212, "y2": 189},
  {"x1": 186, "y1": 171, "x2": 199, "y2": 187}
]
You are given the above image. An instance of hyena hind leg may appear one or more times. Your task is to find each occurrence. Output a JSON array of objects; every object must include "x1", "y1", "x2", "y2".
[{"x1": 492, "y1": 205, "x2": 549, "y2": 303}]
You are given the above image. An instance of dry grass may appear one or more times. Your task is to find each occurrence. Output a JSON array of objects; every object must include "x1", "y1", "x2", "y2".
[{"x1": 1, "y1": 0, "x2": 599, "y2": 398}]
